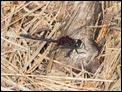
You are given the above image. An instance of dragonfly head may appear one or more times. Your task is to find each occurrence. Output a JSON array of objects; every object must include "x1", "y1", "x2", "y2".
[{"x1": 75, "y1": 39, "x2": 82, "y2": 48}]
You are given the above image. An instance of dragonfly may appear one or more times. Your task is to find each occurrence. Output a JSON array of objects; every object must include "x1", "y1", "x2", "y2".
[{"x1": 20, "y1": 33, "x2": 86, "y2": 57}]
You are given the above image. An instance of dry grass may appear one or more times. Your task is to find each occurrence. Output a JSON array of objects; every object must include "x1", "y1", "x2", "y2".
[{"x1": 1, "y1": 1, "x2": 121, "y2": 91}]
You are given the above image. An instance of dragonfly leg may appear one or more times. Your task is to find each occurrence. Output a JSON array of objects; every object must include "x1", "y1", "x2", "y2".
[
  {"x1": 65, "y1": 49, "x2": 74, "y2": 57},
  {"x1": 75, "y1": 49, "x2": 85, "y2": 54}
]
